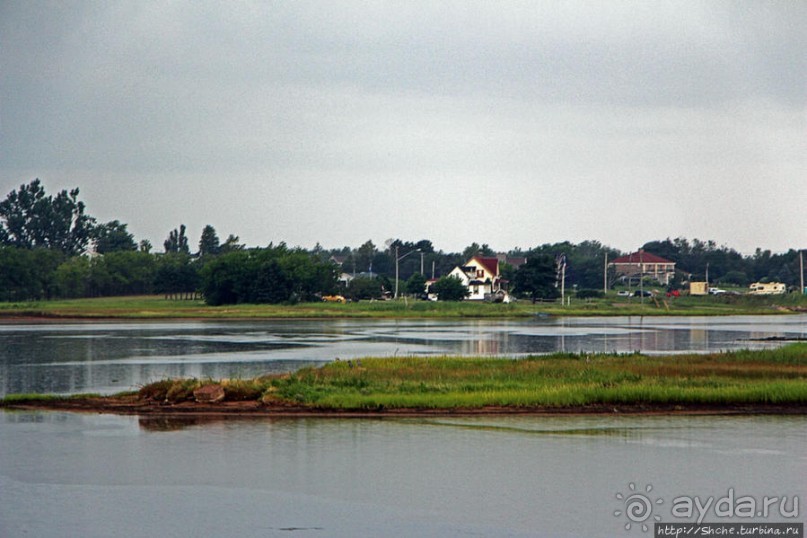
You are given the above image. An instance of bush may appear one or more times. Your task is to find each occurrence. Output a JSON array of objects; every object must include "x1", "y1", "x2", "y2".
[
  {"x1": 576, "y1": 289, "x2": 604, "y2": 299},
  {"x1": 430, "y1": 276, "x2": 469, "y2": 301}
]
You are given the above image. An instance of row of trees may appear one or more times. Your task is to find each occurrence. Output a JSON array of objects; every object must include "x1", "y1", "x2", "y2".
[{"x1": 1, "y1": 179, "x2": 804, "y2": 304}]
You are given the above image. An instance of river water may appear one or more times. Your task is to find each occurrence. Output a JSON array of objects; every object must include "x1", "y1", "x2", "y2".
[
  {"x1": 2, "y1": 315, "x2": 807, "y2": 397},
  {"x1": 2, "y1": 316, "x2": 806, "y2": 537}
]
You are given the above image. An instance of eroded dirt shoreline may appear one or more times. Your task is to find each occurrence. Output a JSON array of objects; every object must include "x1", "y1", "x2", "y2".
[{"x1": 4, "y1": 395, "x2": 807, "y2": 418}]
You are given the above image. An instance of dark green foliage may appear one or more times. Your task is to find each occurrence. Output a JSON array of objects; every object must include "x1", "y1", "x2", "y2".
[
  {"x1": 163, "y1": 224, "x2": 190, "y2": 254},
  {"x1": 154, "y1": 253, "x2": 198, "y2": 298},
  {"x1": 406, "y1": 273, "x2": 427, "y2": 296},
  {"x1": 199, "y1": 245, "x2": 337, "y2": 305},
  {"x1": 93, "y1": 220, "x2": 136, "y2": 253},
  {"x1": 198, "y1": 225, "x2": 220, "y2": 257},
  {"x1": 346, "y1": 276, "x2": 383, "y2": 300},
  {"x1": 462, "y1": 242, "x2": 495, "y2": 260},
  {"x1": 89, "y1": 251, "x2": 157, "y2": 296},
  {"x1": 0, "y1": 247, "x2": 65, "y2": 300},
  {"x1": 576, "y1": 289, "x2": 604, "y2": 299},
  {"x1": 719, "y1": 270, "x2": 749, "y2": 286},
  {"x1": 513, "y1": 255, "x2": 559, "y2": 302},
  {"x1": 0, "y1": 179, "x2": 96, "y2": 255},
  {"x1": 54, "y1": 256, "x2": 91, "y2": 298},
  {"x1": 525, "y1": 240, "x2": 618, "y2": 290},
  {"x1": 431, "y1": 275, "x2": 469, "y2": 301}
]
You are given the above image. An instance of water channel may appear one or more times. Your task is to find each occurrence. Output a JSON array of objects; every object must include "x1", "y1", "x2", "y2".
[
  {"x1": 2, "y1": 316, "x2": 806, "y2": 537},
  {"x1": 2, "y1": 315, "x2": 807, "y2": 397}
]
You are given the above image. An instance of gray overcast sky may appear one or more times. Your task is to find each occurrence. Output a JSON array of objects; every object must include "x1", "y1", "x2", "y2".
[{"x1": 1, "y1": 1, "x2": 805, "y2": 254}]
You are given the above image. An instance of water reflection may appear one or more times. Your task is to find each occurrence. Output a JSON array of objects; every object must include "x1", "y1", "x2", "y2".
[
  {"x1": 1, "y1": 411, "x2": 805, "y2": 537},
  {"x1": 2, "y1": 315, "x2": 807, "y2": 397}
]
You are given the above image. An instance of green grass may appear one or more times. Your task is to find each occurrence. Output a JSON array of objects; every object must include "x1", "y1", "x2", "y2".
[
  {"x1": 0, "y1": 392, "x2": 103, "y2": 404},
  {"x1": 8, "y1": 344, "x2": 804, "y2": 411},
  {"x1": 273, "y1": 348, "x2": 807, "y2": 409},
  {"x1": 0, "y1": 293, "x2": 805, "y2": 319}
]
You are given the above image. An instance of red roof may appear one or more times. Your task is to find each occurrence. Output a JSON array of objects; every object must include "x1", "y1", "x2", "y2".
[
  {"x1": 470, "y1": 256, "x2": 499, "y2": 277},
  {"x1": 611, "y1": 251, "x2": 674, "y2": 265}
]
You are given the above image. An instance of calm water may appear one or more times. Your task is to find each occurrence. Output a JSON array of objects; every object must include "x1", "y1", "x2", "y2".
[
  {"x1": 1, "y1": 412, "x2": 805, "y2": 537},
  {"x1": 2, "y1": 316, "x2": 806, "y2": 537},
  {"x1": 2, "y1": 315, "x2": 807, "y2": 397}
]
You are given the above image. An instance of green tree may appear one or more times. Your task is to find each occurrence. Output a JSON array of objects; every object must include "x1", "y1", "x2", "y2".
[
  {"x1": 219, "y1": 234, "x2": 243, "y2": 254},
  {"x1": 198, "y1": 225, "x2": 220, "y2": 257},
  {"x1": 89, "y1": 251, "x2": 157, "y2": 296},
  {"x1": 462, "y1": 242, "x2": 495, "y2": 261},
  {"x1": 720, "y1": 270, "x2": 749, "y2": 286},
  {"x1": 155, "y1": 253, "x2": 198, "y2": 299},
  {"x1": 346, "y1": 276, "x2": 383, "y2": 300},
  {"x1": 356, "y1": 240, "x2": 377, "y2": 272},
  {"x1": 198, "y1": 246, "x2": 336, "y2": 305},
  {"x1": 0, "y1": 247, "x2": 64, "y2": 300},
  {"x1": 54, "y1": 256, "x2": 91, "y2": 298},
  {"x1": 198, "y1": 251, "x2": 246, "y2": 305},
  {"x1": 406, "y1": 273, "x2": 427, "y2": 296},
  {"x1": 93, "y1": 220, "x2": 136, "y2": 253},
  {"x1": 430, "y1": 275, "x2": 469, "y2": 301},
  {"x1": 163, "y1": 225, "x2": 190, "y2": 254},
  {"x1": 0, "y1": 179, "x2": 96, "y2": 255},
  {"x1": 513, "y1": 256, "x2": 559, "y2": 302}
]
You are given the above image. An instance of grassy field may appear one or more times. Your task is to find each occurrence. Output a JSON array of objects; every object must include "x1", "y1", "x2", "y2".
[
  {"x1": 8, "y1": 345, "x2": 807, "y2": 412},
  {"x1": 0, "y1": 293, "x2": 805, "y2": 319},
  {"x1": 257, "y1": 345, "x2": 807, "y2": 409}
]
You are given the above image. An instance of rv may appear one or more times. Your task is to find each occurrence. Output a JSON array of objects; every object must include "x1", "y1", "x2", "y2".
[{"x1": 748, "y1": 282, "x2": 786, "y2": 295}]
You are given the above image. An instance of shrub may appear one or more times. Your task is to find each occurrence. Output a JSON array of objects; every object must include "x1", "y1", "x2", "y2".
[{"x1": 576, "y1": 289, "x2": 604, "y2": 299}]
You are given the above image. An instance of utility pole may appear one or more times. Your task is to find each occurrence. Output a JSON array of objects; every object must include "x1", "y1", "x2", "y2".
[
  {"x1": 800, "y1": 250, "x2": 804, "y2": 295},
  {"x1": 639, "y1": 249, "x2": 644, "y2": 304},
  {"x1": 604, "y1": 252, "x2": 608, "y2": 295},
  {"x1": 561, "y1": 262, "x2": 566, "y2": 306},
  {"x1": 420, "y1": 252, "x2": 424, "y2": 276},
  {"x1": 394, "y1": 246, "x2": 399, "y2": 299},
  {"x1": 394, "y1": 247, "x2": 421, "y2": 299}
]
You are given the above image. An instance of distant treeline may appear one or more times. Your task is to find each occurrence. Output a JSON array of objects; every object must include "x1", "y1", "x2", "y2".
[{"x1": 0, "y1": 180, "x2": 802, "y2": 304}]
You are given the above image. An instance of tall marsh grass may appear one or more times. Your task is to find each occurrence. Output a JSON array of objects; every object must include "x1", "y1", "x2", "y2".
[{"x1": 265, "y1": 344, "x2": 807, "y2": 409}]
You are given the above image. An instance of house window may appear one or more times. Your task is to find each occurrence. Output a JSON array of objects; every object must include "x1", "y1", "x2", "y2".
[
  {"x1": 473, "y1": 286, "x2": 479, "y2": 294},
  {"x1": 477, "y1": 270, "x2": 484, "y2": 278}
]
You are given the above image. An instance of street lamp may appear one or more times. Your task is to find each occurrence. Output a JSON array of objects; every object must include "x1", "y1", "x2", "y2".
[{"x1": 394, "y1": 246, "x2": 421, "y2": 299}]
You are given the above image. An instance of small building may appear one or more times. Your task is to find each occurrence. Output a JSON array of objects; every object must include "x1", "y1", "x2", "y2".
[
  {"x1": 609, "y1": 250, "x2": 676, "y2": 286},
  {"x1": 447, "y1": 256, "x2": 503, "y2": 301},
  {"x1": 496, "y1": 253, "x2": 527, "y2": 270},
  {"x1": 689, "y1": 282, "x2": 708, "y2": 296}
]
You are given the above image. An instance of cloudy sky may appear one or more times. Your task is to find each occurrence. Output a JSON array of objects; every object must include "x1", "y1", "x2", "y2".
[{"x1": 1, "y1": 1, "x2": 805, "y2": 255}]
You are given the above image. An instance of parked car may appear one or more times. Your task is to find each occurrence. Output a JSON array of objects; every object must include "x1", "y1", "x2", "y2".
[
  {"x1": 321, "y1": 295, "x2": 346, "y2": 303},
  {"x1": 708, "y1": 287, "x2": 727, "y2": 295},
  {"x1": 617, "y1": 290, "x2": 631, "y2": 297},
  {"x1": 633, "y1": 290, "x2": 653, "y2": 297}
]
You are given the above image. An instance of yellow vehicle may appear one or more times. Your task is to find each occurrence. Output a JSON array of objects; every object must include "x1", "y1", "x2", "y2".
[{"x1": 321, "y1": 295, "x2": 347, "y2": 303}]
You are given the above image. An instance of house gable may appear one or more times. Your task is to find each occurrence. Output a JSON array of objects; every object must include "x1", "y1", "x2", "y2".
[{"x1": 446, "y1": 256, "x2": 502, "y2": 300}]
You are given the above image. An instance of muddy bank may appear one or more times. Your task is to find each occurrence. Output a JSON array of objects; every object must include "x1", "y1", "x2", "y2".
[{"x1": 4, "y1": 394, "x2": 807, "y2": 418}]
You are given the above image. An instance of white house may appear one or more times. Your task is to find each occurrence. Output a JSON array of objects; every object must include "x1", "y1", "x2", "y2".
[{"x1": 447, "y1": 256, "x2": 504, "y2": 301}]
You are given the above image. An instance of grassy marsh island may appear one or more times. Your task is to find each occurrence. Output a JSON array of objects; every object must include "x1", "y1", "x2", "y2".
[
  {"x1": 1, "y1": 293, "x2": 807, "y2": 320},
  {"x1": 6, "y1": 344, "x2": 807, "y2": 416}
]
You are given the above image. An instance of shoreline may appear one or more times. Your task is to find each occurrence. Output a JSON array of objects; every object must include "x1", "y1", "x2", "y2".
[
  {"x1": 1, "y1": 295, "x2": 804, "y2": 321},
  {"x1": 4, "y1": 395, "x2": 807, "y2": 418}
]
